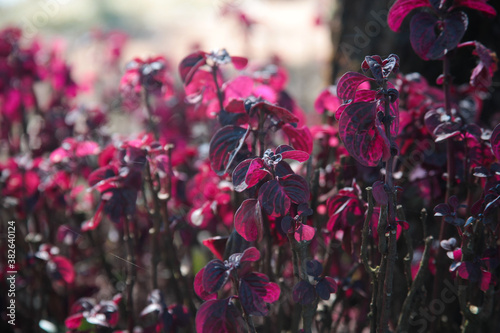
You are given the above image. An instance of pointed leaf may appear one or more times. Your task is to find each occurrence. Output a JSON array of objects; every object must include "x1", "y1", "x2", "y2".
[
  {"x1": 275, "y1": 144, "x2": 310, "y2": 162},
  {"x1": 234, "y1": 199, "x2": 264, "y2": 242},
  {"x1": 372, "y1": 180, "x2": 388, "y2": 205},
  {"x1": 388, "y1": 0, "x2": 432, "y2": 32},
  {"x1": 179, "y1": 51, "x2": 207, "y2": 85},
  {"x1": 209, "y1": 125, "x2": 249, "y2": 176},
  {"x1": 203, "y1": 260, "x2": 229, "y2": 294},
  {"x1": 336, "y1": 72, "x2": 374, "y2": 101}
]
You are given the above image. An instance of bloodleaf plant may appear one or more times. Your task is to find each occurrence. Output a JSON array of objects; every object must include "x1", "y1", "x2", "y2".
[{"x1": 336, "y1": 54, "x2": 401, "y2": 332}]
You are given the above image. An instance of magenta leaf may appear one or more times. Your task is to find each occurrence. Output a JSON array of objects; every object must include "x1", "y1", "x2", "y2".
[
  {"x1": 490, "y1": 123, "x2": 500, "y2": 161},
  {"x1": 234, "y1": 199, "x2": 264, "y2": 242},
  {"x1": 194, "y1": 268, "x2": 217, "y2": 301},
  {"x1": 294, "y1": 224, "x2": 315, "y2": 242},
  {"x1": 195, "y1": 298, "x2": 245, "y2": 333},
  {"x1": 338, "y1": 101, "x2": 390, "y2": 167},
  {"x1": 239, "y1": 272, "x2": 280, "y2": 315},
  {"x1": 231, "y1": 56, "x2": 249, "y2": 70},
  {"x1": 372, "y1": 180, "x2": 388, "y2": 205},
  {"x1": 258, "y1": 174, "x2": 310, "y2": 217},
  {"x1": 314, "y1": 86, "x2": 341, "y2": 114},
  {"x1": 202, "y1": 236, "x2": 228, "y2": 261},
  {"x1": 232, "y1": 158, "x2": 270, "y2": 192},
  {"x1": 388, "y1": 0, "x2": 432, "y2": 32},
  {"x1": 49, "y1": 256, "x2": 75, "y2": 284},
  {"x1": 275, "y1": 144, "x2": 310, "y2": 162},
  {"x1": 453, "y1": 0, "x2": 496, "y2": 17},
  {"x1": 223, "y1": 76, "x2": 254, "y2": 104},
  {"x1": 179, "y1": 51, "x2": 207, "y2": 85},
  {"x1": 253, "y1": 101, "x2": 299, "y2": 124},
  {"x1": 209, "y1": 125, "x2": 249, "y2": 176},
  {"x1": 203, "y1": 260, "x2": 230, "y2": 294},
  {"x1": 282, "y1": 124, "x2": 314, "y2": 154},
  {"x1": 336, "y1": 72, "x2": 374, "y2": 101},
  {"x1": 238, "y1": 247, "x2": 261, "y2": 263}
]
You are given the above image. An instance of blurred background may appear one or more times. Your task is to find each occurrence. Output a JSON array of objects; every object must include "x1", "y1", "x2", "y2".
[{"x1": 1, "y1": 0, "x2": 499, "y2": 124}]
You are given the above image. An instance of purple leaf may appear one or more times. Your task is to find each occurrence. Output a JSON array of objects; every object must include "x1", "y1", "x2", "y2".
[
  {"x1": 388, "y1": 0, "x2": 432, "y2": 32},
  {"x1": 363, "y1": 56, "x2": 383, "y2": 84},
  {"x1": 275, "y1": 161, "x2": 294, "y2": 178},
  {"x1": 258, "y1": 175, "x2": 310, "y2": 217},
  {"x1": 179, "y1": 51, "x2": 207, "y2": 85},
  {"x1": 316, "y1": 277, "x2": 338, "y2": 300},
  {"x1": 203, "y1": 260, "x2": 229, "y2": 294},
  {"x1": 232, "y1": 158, "x2": 270, "y2": 192},
  {"x1": 253, "y1": 101, "x2": 299, "y2": 124},
  {"x1": 239, "y1": 272, "x2": 279, "y2": 315},
  {"x1": 239, "y1": 247, "x2": 261, "y2": 263},
  {"x1": 234, "y1": 199, "x2": 264, "y2": 242},
  {"x1": 338, "y1": 101, "x2": 390, "y2": 167},
  {"x1": 194, "y1": 268, "x2": 218, "y2": 300},
  {"x1": 292, "y1": 281, "x2": 316, "y2": 305},
  {"x1": 305, "y1": 260, "x2": 323, "y2": 277},
  {"x1": 372, "y1": 180, "x2": 388, "y2": 205},
  {"x1": 50, "y1": 256, "x2": 75, "y2": 284},
  {"x1": 336, "y1": 72, "x2": 374, "y2": 101},
  {"x1": 434, "y1": 203, "x2": 452, "y2": 216},
  {"x1": 195, "y1": 298, "x2": 245, "y2": 333},
  {"x1": 490, "y1": 123, "x2": 500, "y2": 161},
  {"x1": 202, "y1": 236, "x2": 228, "y2": 261},
  {"x1": 209, "y1": 125, "x2": 249, "y2": 176}
]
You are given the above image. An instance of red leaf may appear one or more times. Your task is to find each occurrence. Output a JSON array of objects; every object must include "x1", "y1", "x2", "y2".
[
  {"x1": 234, "y1": 199, "x2": 264, "y2": 242},
  {"x1": 209, "y1": 125, "x2": 249, "y2": 176},
  {"x1": 253, "y1": 101, "x2": 299, "y2": 124},
  {"x1": 275, "y1": 144, "x2": 310, "y2": 162},
  {"x1": 338, "y1": 101, "x2": 390, "y2": 167},
  {"x1": 388, "y1": 0, "x2": 432, "y2": 32},
  {"x1": 231, "y1": 56, "x2": 249, "y2": 70},
  {"x1": 294, "y1": 223, "x2": 315, "y2": 242},
  {"x1": 50, "y1": 256, "x2": 75, "y2": 284},
  {"x1": 65, "y1": 313, "x2": 84, "y2": 329},
  {"x1": 282, "y1": 124, "x2": 314, "y2": 154},
  {"x1": 179, "y1": 51, "x2": 207, "y2": 85},
  {"x1": 202, "y1": 236, "x2": 228, "y2": 260},
  {"x1": 336, "y1": 72, "x2": 374, "y2": 101}
]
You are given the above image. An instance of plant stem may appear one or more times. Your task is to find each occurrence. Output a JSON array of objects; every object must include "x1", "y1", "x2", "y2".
[
  {"x1": 143, "y1": 87, "x2": 159, "y2": 141},
  {"x1": 123, "y1": 214, "x2": 136, "y2": 333},
  {"x1": 378, "y1": 79, "x2": 398, "y2": 333},
  {"x1": 211, "y1": 65, "x2": 225, "y2": 113}
]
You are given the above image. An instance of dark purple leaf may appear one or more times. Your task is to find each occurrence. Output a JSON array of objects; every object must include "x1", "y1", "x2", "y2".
[
  {"x1": 239, "y1": 272, "x2": 279, "y2": 316},
  {"x1": 203, "y1": 260, "x2": 229, "y2": 294},
  {"x1": 202, "y1": 236, "x2": 228, "y2": 261},
  {"x1": 315, "y1": 277, "x2": 338, "y2": 300},
  {"x1": 234, "y1": 199, "x2": 264, "y2": 242},
  {"x1": 292, "y1": 281, "x2": 316, "y2": 305},
  {"x1": 232, "y1": 158, "x2": 270, "y2": 192},
  {"x1": 490, "y1": 123, "x2": 500, "y2": 161},
  {"x1": 194, "y1": 268, "x2": 218, "y2": 301},
  {"x1": 209, "y1": 125, "x2": 249, "y2": 176},
  {"x1": 363, "y1": 56, "x2": 383, "y2": 84},
  {"x1": 179, "y1": 51, "x2": 207, "y2": 85},
  {"x1": 258, "y1": 175, "x2": 310, "y2": 217},
  {"x1": 372, "y1": 180, "x2": 388, "y2": 205},
  {"x1": 281, "y1": 216, "x2": 293, "y2": 233},
  {"x1": 410, "y1": 12, "x2": 439, "y2": 60},
  {"x1": 339, "y1": 101, "x2": 390, "y2": 167},
  {"x1": 336, "y1": 72, "x2": 374, "y2": 101},
  {"x1": 275, "y1": 161, "x2": 294, "y2": 178},
  {"x1": 306, "y1": 260, "x2": 323, "y2": 277},
  {"x1": 434, "y1": 203, "x2": 452, "y2": 216},
  {"x1": 252, "y1": 101, "x2": 299, "y2": 124},
  {"x1": 195, "y1": 298, "x2": 245, "y2": 333}
]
